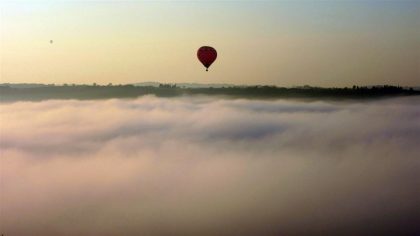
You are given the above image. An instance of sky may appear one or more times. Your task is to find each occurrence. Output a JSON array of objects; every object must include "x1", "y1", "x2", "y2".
[
  {"x1": 1, "y1": 96, "x2": 419, "y2": 235},
  {"x1": 0, "y1": 1, "x2": 419, "y2": 86}
]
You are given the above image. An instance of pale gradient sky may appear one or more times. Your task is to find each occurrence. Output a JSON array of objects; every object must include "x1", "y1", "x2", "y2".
[{"x1": 1, "y1": 1, "x2": 419, "y2": 86}]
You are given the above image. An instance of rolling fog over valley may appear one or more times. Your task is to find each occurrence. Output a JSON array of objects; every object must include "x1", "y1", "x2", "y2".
[{"x1": 1, "y1": 96, "x2": 419, "y2": 235}]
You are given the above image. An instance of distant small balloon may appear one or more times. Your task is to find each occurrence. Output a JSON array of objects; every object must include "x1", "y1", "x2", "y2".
[
  {"x1": 197, "y1": 46, "x2": 217, "y2": 71},
  {"x1": 50, "y1": 40, "x2": 53, "y2": 44}
]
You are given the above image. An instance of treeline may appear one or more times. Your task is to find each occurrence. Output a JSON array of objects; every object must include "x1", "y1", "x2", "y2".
[{"x1": 0, "y1": 84, "x2": 419, "y2": 102}]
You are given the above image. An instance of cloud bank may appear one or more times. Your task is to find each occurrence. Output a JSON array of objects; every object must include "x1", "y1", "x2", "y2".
[{"x1": 1, "y1": 96, "x2": 419, "y2": 235}]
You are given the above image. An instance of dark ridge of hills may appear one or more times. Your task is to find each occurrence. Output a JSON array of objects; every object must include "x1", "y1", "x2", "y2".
[
  {"x1": 2, "y1": 82, "x2": 237, "y2": 89},
  {"x1": 132, "y1": 82, "x2": 235, "y2": 88},
  {"x1": 0, "y1": 84, "x2": 419, "y2": 102}
]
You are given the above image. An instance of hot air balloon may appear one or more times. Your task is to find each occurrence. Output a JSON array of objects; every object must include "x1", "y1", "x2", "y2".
[{"x1": 197, "y1": 46, "x2": 217, "y2": 71}]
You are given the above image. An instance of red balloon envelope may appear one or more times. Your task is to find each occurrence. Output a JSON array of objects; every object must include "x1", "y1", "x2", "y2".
[{"x1": 197, "y1": 46, "x2": 217, "y2": 71}]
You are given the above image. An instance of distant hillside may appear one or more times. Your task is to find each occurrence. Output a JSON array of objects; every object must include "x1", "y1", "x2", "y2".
[
  {"x1": 131, "y1": 82, "x2": 160, "y2": 87},
  {"x1": 1, "y1": 84, "x2": 419, "y2": 102},
  {"x1": 4, "y1": 83, "x2": 419, "y2": 91},
  {"x1": 1, "y1": 83, "x2": 55, "y2": 89},
  {"x1": 132, "y1": 82, "x2": 234, "y2": 88}
]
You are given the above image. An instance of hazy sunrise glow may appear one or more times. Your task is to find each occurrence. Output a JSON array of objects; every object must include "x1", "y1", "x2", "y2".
[{"x1": 1, "y1": 1, "x2": 419, "y2": 86}]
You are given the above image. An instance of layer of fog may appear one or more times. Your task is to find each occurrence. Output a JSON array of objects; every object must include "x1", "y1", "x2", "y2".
[{"x1": 1, "y1": 96, "x2": 419, "y2": 235}]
